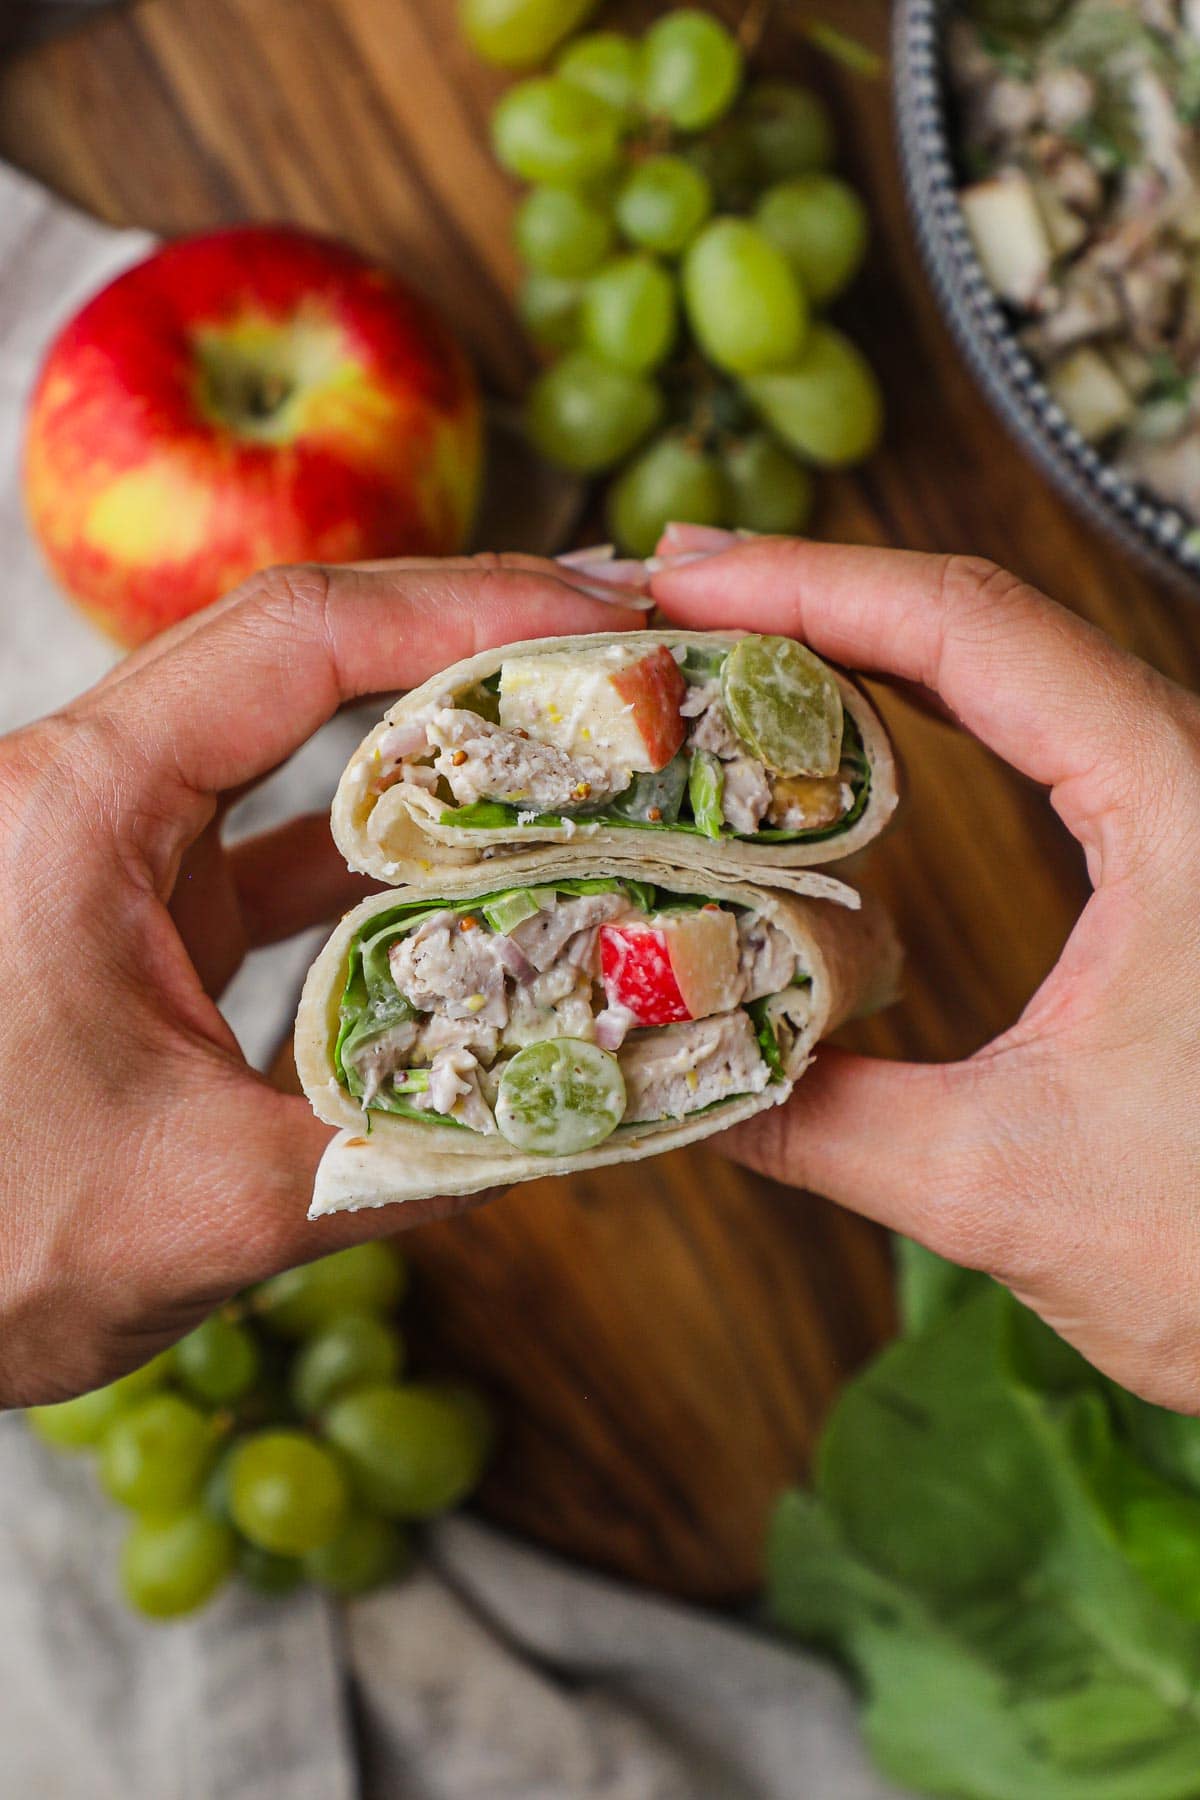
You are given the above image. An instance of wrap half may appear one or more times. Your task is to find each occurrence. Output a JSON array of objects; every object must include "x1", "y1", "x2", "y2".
[
  {"x1": 296, "y1": 854, "x2": 900, "y2": 1215},
  {"x1": 331, "y1": 631, "x2": 897, "y2": 899}
]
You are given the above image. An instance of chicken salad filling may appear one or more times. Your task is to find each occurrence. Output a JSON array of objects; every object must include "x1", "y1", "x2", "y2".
[
  {"x1": 366, "y1": 636, "x2": 871, "y2": 847},
  {"x1": 335, "y1": 879, "x2": 811, "y2": 1154}
]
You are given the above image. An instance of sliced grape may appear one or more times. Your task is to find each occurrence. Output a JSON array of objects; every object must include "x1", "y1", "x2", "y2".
[
  {"x1": 461, "y1": 0, "x2": 598, "y2": 69},
  {"x1": 121, "y1": 1508, "x2": 235, "y2": 1619},
  {"x1": 743, "y1": 324, "x2": 883, "y2": 467},
  {"x1": 291, "y1": 1314, "x2": 406, "y2": 1417},
  {"x1": 615, "y1": 155, "x2": 712, "y2": 256},
  {"x1": 26, "y1": 1352, "x2": 174, "y2": 1452},
  {"x1": 722, "y1": 432, "x2": 814, "y2": 535},
  {"x1": 324, "y1": 1382, "x2": 494, "y2": 1519},
  {"x1": 176, "y1": 1314, "x2": 260, "y2": 1407},
  {"x1": 581, "y1": 255, "x2": 677, "y2": 374},
  {"x1": 742, "y1": 82, "x2": 835, "y2": 179},
  {"x1": 754, "y1": 175, "x2": 868, "y2": 305},
  {"x1": 303, "y1": 1512, "x2": 411, "y2": 1596},
  {"x1": 607, "y1": 430, "x2": 727, "y2": 558},
  {"x1": 640, "y1": 9, "x2": 743, "y2": 132},
  {"x1": 722, "y1": 634, "x2": 844, "y2": 777},
  {"x1": 492, "y1": 78, "x2": 622, "y2": 185},
  {"x1": 237, "y1": 1541, "x2": 304, "y2": 1598},
  {"x1": 229, "y1": 1430, "x2": 348, "y2": 1556},
  {"x1": 526, "y1": 352, "x2": 662, "y2": 473},
  {"x1": 254, "y1": 1243, "x2": 407, "y2": 1338},
  {"x1": 99, "y1": 1393, "x2": 217, "y2": 1514},
  {"x1": 557, "y1": 31, "x2": 639, "y2": 116},
  {"x1": 518, "y1": 271, "x2": 583, "y2": 349},
  {"x1": 496, "y1": 1038, "x2": 626, "y2": 1154},
  {"x1": 682, "y1": 218, "x2": 807, "y2": 375},
  {"x1": 514, "y1": 185, "x2": 614, "y2": 278}
]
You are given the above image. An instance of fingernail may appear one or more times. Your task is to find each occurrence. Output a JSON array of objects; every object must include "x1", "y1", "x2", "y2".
[
  {"x1": 557, "y1": 543, "x2": 615, "y2": 567},
  {"x1": 559, "y1": 552, "x2": 652, "y2": 587},
  {"x1": 659, "y1": 522, "x2": 740, "y2": 551},
  {"x1": 645, "y1": 551, "x2": 715, "y2": 572},
  {"x1": 571, "y1": 580, "x2": 655, "y2": 610}
]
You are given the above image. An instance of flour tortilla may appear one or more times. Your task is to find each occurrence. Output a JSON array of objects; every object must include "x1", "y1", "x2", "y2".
[
  {"x1": 330, "y1": 631, "x2": 898, "y2": 902},
  {"x1": 296, "y1": 854, "x2": 900, "y2": 1215}
]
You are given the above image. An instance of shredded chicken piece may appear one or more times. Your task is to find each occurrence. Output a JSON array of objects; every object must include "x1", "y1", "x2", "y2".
[
  {"x1": 427, "y1": 708, "x2": 620, "y2": 811},
  {"x1": 620, "y1": 1012, "x2": 771, "y2": 1123}
]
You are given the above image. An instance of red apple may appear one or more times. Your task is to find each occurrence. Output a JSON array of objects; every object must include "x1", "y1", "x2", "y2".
[{"x1": 23, "y1": 224, "x2": 483, "y2": 645}]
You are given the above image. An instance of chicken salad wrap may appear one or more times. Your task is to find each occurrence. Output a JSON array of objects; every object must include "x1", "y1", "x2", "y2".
[
  {"x1": 330, "y1": 631, "x2": 898, "y2": 897},
  {"x1": 296, "y1": 857, "x2": 900, "y2": 1214}
]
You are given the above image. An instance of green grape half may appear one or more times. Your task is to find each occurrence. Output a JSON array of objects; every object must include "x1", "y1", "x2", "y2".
[
  {"x1": 237, "y1": 1541, "x2": 304, "y2": 1598},
  {"x1": 639, "y1": 9, "x2": 743, "y2": 132},
  {"x1": 496, "y1": 1039, "x2": 626, "y2": 1154},
  {"x1": 99, "y1": 1393, "x2": 218, "y2": 1515},
  {"x1": 492, "y1": 78, "x2": 622, "y2": 185},
  {"x1": 743, "y1": 324, "x2": 883, "y2": 466},
  {"x1": 722, "y1": 432, "x2": 814, "y2": 535},
  {"x1": 230, "y1": 1430, "x2": 349, "y2": 1556},
  {"x1": 581, "y1": 255, "x2": 677, "y2": 374},
  {"x1": 254, "y1": 1243, "x2": 407, "y2": 1339},
  {"x1": 741, "y1": 82, "x2": 835, "y2": 180},
  {"x1": 303, "y1": 1512, "x2": 412, "y2": 1597},
  {"x1": 608, "y1": 431, "x2": 728, "y2": 558},
  {"x1": 121, "y1": 1508, "x2": 235, "y2": 1620},
  {"x1": 722, "y1": 634, "x2": 844, "y2": 777},
  {"x1": 176, "y1": 1314, "x2": 260, "y2": 1407},
  {"x1": 324, "y1": 1382, "x2": 494, "y2": 1519},
  {"x1": 518, "y1": 272, "x2": 583, "y2": 350},
  {"x1": 682, "y1": 218, "x2": 807, "y2": 376},
  {"x1": 460, "y1": 0, "x2": 598, "y2": 69},
  {"x1": 514, "y1": 185, "x2": 614, "y2": 278},
  {"x1": 615, "y1": 155, "x2": 712, "y2": 256},
  {"x1": 26, "y1": 1351, "x2": 175, "y2": 1452},
  {"x1": 557, "y1": 31, "x2": 640, "y2": 117},
  {"x1": 526, "y1": 352, "x2": 662, "y2": 473},
  {"x1": 291, "y1": 1314, "x2": 406, "y2": 1418},
  {"x1": 754, "y1": 175, "x2": 868, "y2": 306}
]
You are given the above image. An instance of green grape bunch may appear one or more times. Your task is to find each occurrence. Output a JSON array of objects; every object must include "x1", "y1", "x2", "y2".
[
  {"x1": 25, "y1": 1241, "x2": 494, "y2": 1622},
  {"x1": 470, "y1": 2, "x2": 882, "y2": 556}
]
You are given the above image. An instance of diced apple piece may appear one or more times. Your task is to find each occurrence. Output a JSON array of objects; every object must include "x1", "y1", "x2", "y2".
[
  {"x1": 600, "y1": 923, "x2": 690, "y2": 1026},
  {"x1": 658, "y1": 908, "x2": 742, "y2": 1020},
  {"x1": 959, "y1": 171, "x2": 1053, "y2": 309},
  {"x1": 499, "y1": 644, "x2": 687, "y2": 776},
  {"x1": 1047, "y1": 347, "x2": 1135, "y2": 443}
]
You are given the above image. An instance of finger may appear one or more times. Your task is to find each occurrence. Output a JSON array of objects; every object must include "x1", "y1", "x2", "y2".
[
  {"x1": 227, "y1": 812, "x2": 379, "y2": 947},
  {"x1": 650, "y1": 536, "x2": 1194, "y2": 872}
]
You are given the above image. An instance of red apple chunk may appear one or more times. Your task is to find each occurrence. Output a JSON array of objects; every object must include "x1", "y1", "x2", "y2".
[
  {"x1": 600, "y1": 924, "x2": 690, "y2": 1027},
  {"x1": 608, "y1": 646, "x2": 688, "y2": 772},
  {"x1": 599, "y1": 908, "x2": 743, "y2": 1027}
]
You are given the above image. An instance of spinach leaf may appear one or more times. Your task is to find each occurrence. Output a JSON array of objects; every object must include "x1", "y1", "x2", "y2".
[
  {"x1": 688, "y1": 750, "x2": 725, "y2": 839},
  {"x1": 609, "y1": 752, "x2": 689, "y2": 825}
]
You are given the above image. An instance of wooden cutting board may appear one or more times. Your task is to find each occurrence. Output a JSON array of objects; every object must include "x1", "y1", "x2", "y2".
[{"x1": 4, "y1": 0, "x2": 1194, "y2": 1598}]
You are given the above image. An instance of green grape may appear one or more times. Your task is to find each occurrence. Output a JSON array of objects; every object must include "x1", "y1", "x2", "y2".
[
  {"x1": 514, "y1": 185, "x2": 614, "y2": 278},
  {"x1": 722, "y1": 432, "x2": 814, "y2": 535},
  {"x1": 176, "y1": 1314, "x2": 260, "y2": 1407},
  {"x1": 254, "y1": 1243, "x2": 407, "y2": 1338},
  {"x1": 607, "y1": 431, "x2": 727, "y2": 558},
  {"x1": 580, "y1": 255, "x2": 676, "y2": 374},
  {"x1": 121, "y1": 1508, "x2": 235, "y2": 1620},
  {"x1": 303, "y1": 1512, "x2": 412, "y2": 1597},
  {"x1": 460, "y1": 0, "x2": 598, "y2": 69},
  {"x1": 324, "y1": 1382, "x2": 494, "y2": 1519},
  {"x1": 26, "y1": 1351, "x2": 174, "y2": 1452},
  {"x1": 237, "y1": 1540, "x2": 304, "y2": 1598},
  {"x1": 557, "y1": 31, "x2": 639, "y2": 117},
  {"x1": 526, "y1": 352, "x2": 662, "y2": 473},
  {"x1": 682, "y1": 218, "x2": 807, "y2": 376},
  {"x1": 518, "y1": 272, "x2": 583, "y2": 349},
  {"x1": 742, "y1": 82, "x2": 835, "y2": 179},
  {"x1": 229, "y1": 1430, "x2": 348, "y2": 1556},
  {"x1": 754, "y1": 175, "x2": 868, "y2": 306},
  {"x1": 202, "y1": 1446, "x2": 236, "y2": 1523},
  {"x1": 639, "y1": 9, "x2": 743, "y2": 132},
  {"x1": 496, "y1": 1039, "x2": 626, "y2": 1154},
  {"x1": 492, "y1": 78, "x2": 622, "y2": 185},
  {"x1": 722, "y1": 635, "x2": 844, "y2": 777},
  {"x1": 615, "y1": 155, "x2": 711, "y2": 256},
  {"x1": 291, "y1": 1314, "x2": 406, "y2": 1418},
  {"x1": 743, "y1": 324, "x2": 883, "y2": 466},
  {"x1": 681, "y1": 126, "x2": 758, "y2": 210},
  {"x1": 99, "y1": 1393, "x2": 217, "y2": 1514}
]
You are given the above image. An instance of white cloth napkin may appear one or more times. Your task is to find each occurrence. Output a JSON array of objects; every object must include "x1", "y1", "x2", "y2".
[{"x1": 0, "y1": 162, "x2": 906, "y2": 1800}]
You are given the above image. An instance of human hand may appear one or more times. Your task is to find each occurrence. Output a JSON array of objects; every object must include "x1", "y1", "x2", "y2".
[
  {"x1": 651, "y1": 524, "x2": 1200, "y2": 1412},
  {"x1": 0, "y1": 556, "x2": 645, "y2": 1406}
]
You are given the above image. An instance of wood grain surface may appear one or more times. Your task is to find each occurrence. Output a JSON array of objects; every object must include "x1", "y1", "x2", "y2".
[{"x1": 2, "y1": 0, "x2": 1193, "y2": 1598}]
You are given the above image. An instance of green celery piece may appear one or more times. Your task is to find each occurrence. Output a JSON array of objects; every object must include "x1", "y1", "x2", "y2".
[
  {"x1": 688, "y1": 750, "x2": 724, "y2": 839},
  {"x1": 745, "y1": 997, "x2": 785, "y2": 1081},
  {"x1": 392, "y1": 1071, "x2": 430, "y2": 1094},
  {"x1": 481, "y1": 889, "x2": 544, "y2": 934}
]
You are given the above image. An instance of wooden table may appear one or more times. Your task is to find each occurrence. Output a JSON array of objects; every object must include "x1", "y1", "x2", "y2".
[{"x1": 4, "y1": 0, "x2": 1193, "y2": 1600}]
